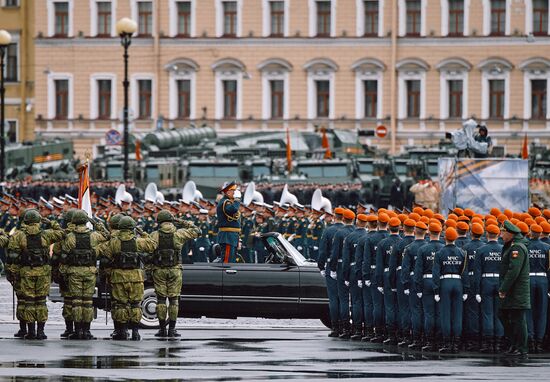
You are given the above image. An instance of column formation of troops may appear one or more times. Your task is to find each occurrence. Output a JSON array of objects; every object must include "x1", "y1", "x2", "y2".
[{"x1": 317, "y1": 205, "x2": 550, "y2": 356}]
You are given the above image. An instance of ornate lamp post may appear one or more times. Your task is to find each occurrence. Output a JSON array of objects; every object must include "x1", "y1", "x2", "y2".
[{"x1": 0, "y1": 30, "x2": 11, "y2": 182}]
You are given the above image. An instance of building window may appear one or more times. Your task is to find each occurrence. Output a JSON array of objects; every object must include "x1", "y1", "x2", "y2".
[
  {"x1": 270, "y1": 80, "x2": 284, "y2": 118},
  {"x1": 364, "y1": 0, "x2": 379, "y2": 36},
  {"x1": 54, "y1": 2, "x2": 69, "y2": 37},
  {"x1": 96, "y1": 2, "x2": 111, "y2": 36},
  {"x1": 176, "y1": 1, "x2": 191, "y2": 36},
  {"x1": 448, "y1": 0, "x2": 464, "y2": 36},
  {"x1": 316, "y1": 1, "x2": 331, "y2": 37},
  {"x1": 531, "y1": 79, "x2": 547, "y2": 119},
  {"x1": 97, "y1": 79, "x2": 111, "y2": 119},
  {"x1": 406, "y1": 0, "x2": 421, "y2": 36},
  {"x1": 138, "y1": 1, "x2": 153, "y2": 36},
  {"x1": 448, "y1": 80, "x2": 463, "y2": 118},
  {"x1": 177, "y1": 79, "x2": 191, "y2": 118},
  {"x1": 406, "y1": 80, "x2": 420, "y2": 117},
  {"x1": 533, "y1": 0, "x2": 549, "y2": 35},
  {"x1": 138, "y1": 79, "x2": 152, "y2": 118},
  {"x1": 490, "y1": 0, "x2": 506, "y2": 35},
  {"x1": 5, "y1": 43, "x2": 17, "y2": 82},
  {"x1": 316, "y1": 80, "x2": 330, "y2": 117},
  {"x1": 223, "y1": 80, "x2": 237, "y2": 118},
  {"x1": 55, "y1": 79, "x2": 69, "y2": 119},
  {"x1": 223, "y1": 1, "x2": 237, "y2": 37},
  {"x1": 489, "y1": 79, "x2": 504, "y2": 118},
  {"x1": 270, "y1": 1, "x2": 285, "y2": 36},
  {"x1": 364, "y1": 80, "x2": 378, "y2": 117},
  {"x1": 6, "y1": 121, "x2": 16, "y2": 143},
  {"x1": 4, "y1": 0, "x2": 19, "y2": 7}
]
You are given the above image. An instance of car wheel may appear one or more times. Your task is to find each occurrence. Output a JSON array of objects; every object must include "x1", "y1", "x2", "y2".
[
  {"x1": 320, "y1": 316, "x2": 332, "y2": 329},
  {"x1": 140, "y1": 287, "x2": 159, "y2": 329}
]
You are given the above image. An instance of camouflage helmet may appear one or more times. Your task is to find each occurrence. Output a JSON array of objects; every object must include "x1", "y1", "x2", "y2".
[
  {"x1": 157, "y1": 209, "x2": 173, "y2": 224},
  {"x1": 118, "y1": 216, "x2": 137, "y2": 230},
  {"x1": 72, "y1": 210, "x2": 89, "y2": 225},
  {"x1": 109, "y1": 213, "x2": 123, "y2": 230},
  {"x1": 23, "y1": 209, "x2": 41, "y2": 224},
  {"x1": 64, "y1": 208, "x2": 78, "y2": 224}
]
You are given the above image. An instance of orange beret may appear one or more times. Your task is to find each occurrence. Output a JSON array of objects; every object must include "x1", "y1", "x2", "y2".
[
  {"x1": 512, "y1": 212, "x2": 522, "y2": 220},
  {"x1": 471, "y1": 217, "x2": 483, "y2": 225},
  {"x1": 529, "y1": 207, "x2": 542, "y2": 217},
  {"x1": 531, "y1": 224, "x2": 543, "y2": 233},
  {"x1": 458, "y1": 216, "x2": 470, "y2": 222},
  {"x1": 503, "y1": 209, "x2": 513, "y2": 219},
  {"x1": 474, "y1": 214, "x2": 485, "y2": 220},
  {"x1": 429, "y1": 222, "x2": 442, "y2": 233},
  {"x1": 366, "y1": 215, "x2": 378, "y2": 222},
  {"x1": 389, "y1": 217, "x2": 401, "y2": 227},
  {"x1": 422, "y1": 209, "x2": 434, "y2": 219},
  {"x1": 334, "y1": 207, "x2": 345, "y2": 215},
  {"x1": 415, "y1": 221, "x2": 428, "y2": 230},
  {"x1": 447, "y1": 214, "x2": 458, "y2": 221},
  {"x1": 486, "y1": 218, "x2": 498, "y2": 227},
  {"x1": 445, "y1": 227, "x2": 458, "y2": 241},
  {"x1": 521, "y1": 213, "x2": 531, "y2": 221},
  {"x1": 343, "y1": 209, "x2": 356, "y2": 220},
  {"x1": 497, "y1": 214, "x2": 509, "y2": 223},
  {"x1": 445, "y1": 219, "x2": 457, "y2": 228},
  {"x1": 464, "y1": 208, "x2": 475, "y2": 217},
  {"x1": 420, "y1": 216, "x2": 430, "y2": 224},
  {"x1": 398, "y1": 214, "x2": 408, "y2": 222},
  {"x1": 413, "y1": 207, "x2": 424, "y2": 215},
  {"x1": 535, "y1": 216, "x2": 546, "y2": 224},
  {"x1": 404, "y1": 219, "x2": 416, "y2": 228},
  {"x1": 543, "y1": 209, "x2": 550, "y2": 219},
  {"x1": 510, "y1": 218, "x2": 520, "y2": 226},
  {"x1": 490, "y1": 208, "x2": 501, "y2": 217},
  {"x1": 378, "y1": 213, "x2": 390, "y2": 223},
  {"x1": 524, "y1": 218, "x2": 535, "y2": 226},
  {"x1": 357, "y1": 214, "x2": 369, "y2": 222},
  {"x1": 472, "y1": 223, "x2": 484, "y2": 235},
  {"x1": 486, "y1": 224, "x2": 500, "y2": 235},
  {"x1": 387, "y1": 211, "x2": 398, "y2": 219},
  {"x1": 453, "y1": 207, "x2": 464, "y2": 216},
  {"x1": 409, "y1": 213, "x2": 421, "y2": 222},
  {"x1": 429, "y1": 218, "x2": 440, "y2": 225},
  {"x1": 541, "y1": 221, "x2": 550, "y2": 234},
  {"x1": 517, "y1": 222, "x2": 529, "y2": 234},
  {"x1": 434, "y1": 213, "x2": 445, "y2": 222},
  {"x1": 457, "y1": 221, "x2": 470, "y2": 231},
  {"x1": 378, "y1": 208, "x2": 387, "y2": 214}
]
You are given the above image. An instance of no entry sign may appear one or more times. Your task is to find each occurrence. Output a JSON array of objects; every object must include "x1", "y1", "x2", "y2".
[{"x1": 375, "y1": 125, "x2": 388, "y2": 138}]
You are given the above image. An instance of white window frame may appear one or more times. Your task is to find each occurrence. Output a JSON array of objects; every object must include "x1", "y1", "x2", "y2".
[
  {"x1": 215, "y1": 0, "x2": 243, "y2": 38},
  {"x1": 481, "y1": 70, "x2": 510, "y2": 119},
  {"x1": 482, "y1": 0, "x2": 511, "y2": 36},
  {"x1": 131, "y1": 74, "x2": 155, "y2": 120},
  {"x1": 215, "y1": 71, "x2": 243, "y2": 120},
  {"x1": 90, "y1": 0, "x2": 117, "y2": 37},
  {"x1": 47, "y1": 0, "x2": 74, "y2": 37},
  {"x1": 398, "y1": 0, "x2": 427, "y2": 37},
  {"x1": 441, "y1": 0, "x2": 470, "y2": 36},
  {"x1": 307, "y1": 71, "x2": 335, "y2": 119},
  {"x1": 90, "y1": 74, "x2": 117, "y2": 120},
  {"x1": 398, "y1": 71, "x2": 426, "y2": 119},
  {"x1": 5, "y1": 119, "x2": 18, "y2": 143},
  {"x1": 47, "y1": 72, "x2": 74, "y2": 119},
  {"x1": 261, "y1": 71, "x2": 290, "y2": 120},
  {"x1": 356, "y1": 0, "x2": 385, "y2": 37},
  {"x1": 131, "y1": 0, "x2": 156, "y2": 37},
  {"x1": 525, "y1": 0, "x2": 550, "y2": 36},
  {"x1": 439, "y1": 72, "x2": 469, "y2": 119},
  {"x1": 523, "y1": 71, "x2": 550, "y2": 120},
  {"x1": 169, "y1": 0, "x2": 196, "y2": 37},
  {"x1": 262, "y1": 0, "x2": 290, "y2": 37},
  {"x1": 168, "y1": 70, "x2": 196, "y2": 120},
  {"x1": 309, "y1": 0, "x2": 337, "y2": 37},
  {"x1": 355, "y1": 72, "x2": 383, "y2": 119}
]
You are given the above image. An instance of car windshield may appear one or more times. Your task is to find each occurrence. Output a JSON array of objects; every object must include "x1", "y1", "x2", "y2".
[
  {"x1": 323, "y1": 165, "x2": 347, "y2": 177},
  {"x1": 358, "y1": 163, "x2": 373, "y2": 173},
  {"x1": 262, "y1": 234, "x2": 310, "y2": 266}
]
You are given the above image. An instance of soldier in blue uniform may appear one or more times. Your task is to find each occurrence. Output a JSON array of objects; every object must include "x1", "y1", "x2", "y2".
[
  {"x1": 401, "y1": 221, "x2": 428, "y2": 349},
  {"x1": 328, "y1": 209, "x2": 356, "y2": 338},
  {"x1": 216, "y1": 182, "x2": 242, "y2": 263},
  {"x1": 375, "y1": 217, "x2": 403, "y2": 345},
  {"x1": 433, "y1": 227, "x2": 469, "y2": 353},
  {"x1": 455, "y1": 221, "x2": 470, "y2": 249},
  {"x1": 356, "y1": 215, "x2": 378, "y2": 341},
  {"x1": 318, "y1": 207, "x2": 345, "y2": 337},
  {"x1": 192, "y1": 212, "x2": 212, "y2": 263},
  {"x1": 473, "y1": 224, "x2": 504, "y2": 353},
  {"x1": 526, "y1": 224, "x2": 550, "y2": 353},
  {"x1": 414, "y1": 222, "x2": 444, "y2": 351},
  {"x1": 309, "y1": 213, "x2": 326, "y2": 261}
]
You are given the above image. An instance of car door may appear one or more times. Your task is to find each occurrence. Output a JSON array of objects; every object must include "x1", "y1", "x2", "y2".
[{"x1": 180, "y1": 262, "x2": 224, "y2": 317}]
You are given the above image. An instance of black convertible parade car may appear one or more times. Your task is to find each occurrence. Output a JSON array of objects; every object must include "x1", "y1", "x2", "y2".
[{"x1": 50, "y1": 233, "x2": 331, "y2": 328}]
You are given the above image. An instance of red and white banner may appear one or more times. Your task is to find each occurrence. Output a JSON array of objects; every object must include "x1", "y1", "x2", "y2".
[{"x1": 78, "y1": 161, "x2": 93, "y2": 219}]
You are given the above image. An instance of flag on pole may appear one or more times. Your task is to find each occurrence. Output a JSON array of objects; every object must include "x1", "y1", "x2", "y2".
[
  {"x1": 321, "y1": 128, "x2": 332, "y2": 159},
  {"x1": 521, "y1": 134, "x2": 529, "y2": 160},
  {"x1": 286, "y1": 126, "x2": 292, "y2": 173},
  {"x1": 78, "y1": 160, "x2": 93, "y2": 219},
  {"x1": 135, "y1": 139, "x2": 142, "y2": 161}
]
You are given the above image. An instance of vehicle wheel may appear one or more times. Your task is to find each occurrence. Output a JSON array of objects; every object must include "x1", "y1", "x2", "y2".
[
  {"x1": 139, "y1": 287, "x2": 159, "y2": 329},
  {"x1": 320, "y1": 316, "x2": 332, "y2": 329}
]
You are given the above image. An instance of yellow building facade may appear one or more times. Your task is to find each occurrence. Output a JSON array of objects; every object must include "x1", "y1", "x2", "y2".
[{"x1": 33, "y1": 0, "x2": 550, "y2": 156}]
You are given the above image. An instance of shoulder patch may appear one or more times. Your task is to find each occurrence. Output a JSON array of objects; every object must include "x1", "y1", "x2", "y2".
[{"x1": 512, "y1": 251, "x2": 518, "y2": 258}]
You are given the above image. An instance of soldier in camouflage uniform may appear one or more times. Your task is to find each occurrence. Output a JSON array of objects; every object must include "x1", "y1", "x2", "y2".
[
  {"x1": 97, "y1": 216, "x2": 155, "y2": 340},
  {"x1": 149, "y1": 210, "x2": 201, "y2": 337},
  {"x1": 102, "y1": 213, "x2": 123, "y2": 338},
  {"x1": 59, "y1": 210, "x2": 109, "y2": 339},
  {"x1": 8, "y1": 209, "x2": 65, "y2": 339}
]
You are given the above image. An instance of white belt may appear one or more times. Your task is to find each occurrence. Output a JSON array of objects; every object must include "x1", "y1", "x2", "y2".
[
  {"x1": 370, "y1": 265, "x2": 376, "y2": 269},
  {"x1": 397, "y1": 266, "x2": 402, "y2": 271},
  {"x1": 384, "y1": 267, "x2": 390, "y2": 272},
  {"x1": 350, "y1": 262, "x2": 356, "y2": 266},
  {"x1": 482, "y1": 273, "x2": 499, "y2": 278},
  {"x1": 441, "y1": 274, "x2": 461, "y2": 279},
  {"x1": 530, "y1": 272, "x2": 547, "y2": 277},
  {"x1": 423, "y1": 274, "x2": 432, "y2": 279},
  {"x1": 468, "y1": 271, "x2": 474, "y2": 276},
  {"x1": 338, "y1": 259, "x2": 343, "y2": 263}
]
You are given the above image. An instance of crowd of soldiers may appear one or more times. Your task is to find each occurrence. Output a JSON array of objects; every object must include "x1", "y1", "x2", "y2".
[{"x1": 317, "y1": 205, "x2": 550, "y2": 357}]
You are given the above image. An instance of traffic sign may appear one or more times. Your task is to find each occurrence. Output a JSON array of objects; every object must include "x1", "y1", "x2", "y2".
[
  {"x1": 105, "y1": 129, "x2": 122, "y2": 145},
  {"x1": 375, "y1": 125, "x2": 388, "y2": 138}
]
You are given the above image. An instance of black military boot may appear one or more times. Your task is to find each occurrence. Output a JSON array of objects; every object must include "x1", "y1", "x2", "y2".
[
  {"x1": 60, "y1": 320, "x2": 74, "y2": 339},
  {"x1": 495, "y1": 337, "x2": 506, "y2": 353},
  {"x1": 480, "y1": 336, "x2": 493, "y2": 354},
  {"x1": 535, "y1": 340, "x2": 544, "y2": 354},
  {"x1": 408, "y1": 334, "x2": 423, "y2": 350},
  {"x1": 110, "y1": 321, "x2": 118, "y2": 338},
  {"x1": 350, "y1": 324, "x2": 363, "y2": 341},
  {"x1": 328, "y1": 321, "x2": 339, "y2": 338},
  {"x1": 14, "y1": 321, "x2": 27, "y2": 338},
  {"x1": 82, "y1": 322, "x2": 96, "y2": 340},
  {"x1": 24, "y1": 322, "x2": 36, "y2": 340},
  {"x1": 422, "y1": 336, "x2": 436, "y2": 352},
  {"x1": 68, "y1": 322, "x2": 82, "y2": 340},
  {"x1": 529, "y1": 338, "x2": 536, "y2": 354},
  {"x1": 131, "y1": 323, "x2": 141, "y2": 341},
  {"x1": 155, "y1": 320, "x2": 167, "y2": 337},
  {"x1": 339, "y1": 321, "x2": 351, "y2": 339},
  {"x1": 370, "y1": 327, "x2": 385, "y2": 343},
  {"x1": 398, "y1": 333, "x2": 411, "y2": 347},
  {"x1": 439, "y1": 338, "x2": 453, "y2": 354},
  {"x1": 35, "y1": 322, "x2": 47, "y2": 340},
  {"x1": 112, "y1": 323, "x2": 128, "y2": 340},
  {"x1": 383, "y1": 329, "x2": 398, "y2": 345},
  {"x1": 167, "y1": 321, "x2": 181, "y2": 338},
  {"x1": 452, "y1": 336, "x2": 460, "y2": 354},
  {"x1": 361, "y1": 326, "x2": 374, "y2": 341}
]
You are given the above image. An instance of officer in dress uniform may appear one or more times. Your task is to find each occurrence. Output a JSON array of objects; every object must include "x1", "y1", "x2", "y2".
[
  {"x1": 309, "y1": 212, "x2": 325, "y2": 261},
  {"x1": 216, "y1": 182, "x2": 242, "y2": 263},
  {"x1": 433, "y1": 227, "x2": 469, "y2": 353}
]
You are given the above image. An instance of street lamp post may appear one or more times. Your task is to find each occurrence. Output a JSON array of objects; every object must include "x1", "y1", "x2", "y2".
[
  {"x1": 0, "y1": 30, "x2": 11, "y2": 183},
  {"x1": 116, "y1": 18, "x2": 137, "y2": 181}
]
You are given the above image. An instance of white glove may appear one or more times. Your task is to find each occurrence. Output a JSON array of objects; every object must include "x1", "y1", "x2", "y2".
[
  {"x1": 417, "y1": 292, "x2": 423, "y2": 299},
  {"x1": 463, "y1": 294, "x2": 468, "y2": 301},
  {"x1": 330, "y1": 271, "x2": 337, "y2": 280},
  {"x1": 358, "y1": 280, "x2": 363, "y2": 288},
  {"x1": 233, "y1": 190, "x2": 242, "y2": 199},
  {"x1": 404, "y1": 289, "x2": 410, "y2": 296},
  {"x1": 320, "y1": 270, "x2": 326, "y2": 277},
  {"x1": 476, "y1": 294, "x2": 482, "y2": 303},
  {"x1": 377, "y1": 287, "x2": 384, "y2": 294},
  {"x1": 344, "y1": 281, "x2": 350, "y2": 287},
  {"x1": 434, "y1": 294, "x2": 441, "y2": 302},
  {"x1": 391, "y1": 289, "x2": 397, "y2": 293},
  {"x1": 548, "y1": 292, "x2": 550, "y2": 298},
  {"x1": 366, "y1": 280, "x2": 372, "y2": 287}
]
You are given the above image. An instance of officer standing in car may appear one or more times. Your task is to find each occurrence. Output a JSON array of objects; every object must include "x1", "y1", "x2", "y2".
[{"x1": 217, "y1": 182, "x2": 242, "y2": 263}]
